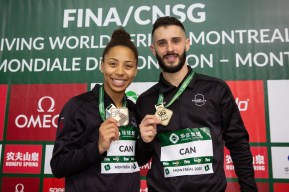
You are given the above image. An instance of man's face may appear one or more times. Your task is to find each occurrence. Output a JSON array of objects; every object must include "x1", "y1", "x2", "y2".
[{"x1": 150, "y1": 25, "x2": 190, "y2": 73}]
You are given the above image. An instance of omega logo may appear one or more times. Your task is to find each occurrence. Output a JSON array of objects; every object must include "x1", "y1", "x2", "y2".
[
  {"x1": 15, "y1": 183, "x2": 24, "y2": 192},
  {"x1": 37, "y1": 96, "x2": 55, "y2": 112},
  {"x1": 15, "y1": 96, "x2": 59, "y2": 128}
]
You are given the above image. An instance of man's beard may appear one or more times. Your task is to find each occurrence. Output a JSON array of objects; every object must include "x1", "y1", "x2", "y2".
[{"x1": 156, "y1": 51, "x2": 186, "y2": 73}]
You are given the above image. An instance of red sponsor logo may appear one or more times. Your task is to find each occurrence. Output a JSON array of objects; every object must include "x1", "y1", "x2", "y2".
[
  {"x1": 140, "y1": 179, "x2": 148, "y2": 192},
  {"x1": 0, "y1": 84, "x2": 8, "y2": 140},
  {"x1": 226, "y1": 80, "x2": 266, "y2": 142},
  {"x1": 3, "y1": 144, "x2": 42, "y2": 174},
  {"x1": 140, "y1": 159, "x2": 151, "y2": 177},
  {"x1": 251, "y1": 147, "x2": 269, "y2": 178},
  {"x1": 7, "y1": 84, "x2": 86, "y2": 141},
  {"x1": 43, "y1": 178, "x2": 65, "y2": 192},
  {"x1": 1, "y1": 177, "x2": 40, "y2": 192},
  {"x1": 224, "y1": 146, "x2": 268, "y2": 178}
]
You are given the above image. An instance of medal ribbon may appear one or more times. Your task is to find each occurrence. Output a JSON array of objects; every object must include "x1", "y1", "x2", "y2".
[
  {"x1": 99, "y1": 85, "x2": 127, "y2": 121},
  {"x1": 157, "y1": 70, "x2": 195, "y2": 107}
]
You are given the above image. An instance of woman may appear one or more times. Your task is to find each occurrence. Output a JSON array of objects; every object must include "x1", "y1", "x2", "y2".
[{"x1": 50, "y1": 27, "x2": 139, "y2": 192}]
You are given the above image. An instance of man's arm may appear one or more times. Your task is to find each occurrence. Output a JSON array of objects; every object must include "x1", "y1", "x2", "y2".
[{"x1": 220, "y1": 84, "x2": 258, "y2": 192}]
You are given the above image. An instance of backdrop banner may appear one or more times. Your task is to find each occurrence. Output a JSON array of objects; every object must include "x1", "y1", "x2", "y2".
[{"x1": 0, "y1": 0, "x2": 289, "y2": 191}]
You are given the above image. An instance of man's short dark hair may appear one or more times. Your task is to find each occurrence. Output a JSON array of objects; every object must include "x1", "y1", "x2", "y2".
[{"x1": 152, "y1": 16, "x2": 186, "y2": 36}]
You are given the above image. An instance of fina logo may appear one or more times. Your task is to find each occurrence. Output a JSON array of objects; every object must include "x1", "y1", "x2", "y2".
[{"x1": 192, "y1": 94, "x2": 206, "y2": 106}]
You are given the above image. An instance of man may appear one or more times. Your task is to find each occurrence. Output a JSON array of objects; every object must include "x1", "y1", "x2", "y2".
[{"x1": 136, "y1": 16, "x2": 257, "y2": 192}]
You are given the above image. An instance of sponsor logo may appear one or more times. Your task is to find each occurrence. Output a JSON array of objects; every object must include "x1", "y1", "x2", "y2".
[
  {"x1": 163, "y1": 162, "x2": 169, "y2": 166},
  {"x1": 224, "y1": 146, "x2": 268, "y2": 178},
  {"x1": 15, "y1": 96, "x2": 59, "y2": 129},
  {"x1": 169, "y1": 133, "x2": 179, "y2": 144},
  {"x1": 172, "y1": 161, "x2": 180, "y2": 166},
  {"x1": 235, "y1": 97, "x2": 249, "y2": 111},
  {"x1": 43, "y1": 178, "x2": 65, "y2": 192},
  {"x1": 184, "y1": 160, "x2": 191, "y2": 164},
  {"x1": 271, "y1": 148, "x2": 289, "y2": 178},
  {"x1": 3, "y1": 144, "x2": 42, "y2": 174},
  {"x1": 226, "y1": 80, "x2": 266, "y2": 142},
  {"x1": 126, "y1": 82, "x2": 156, "y2": 103},
  {"x1": 194, "y1": 158, "x2": 202, "y2": 163},
  {"x1": 126, "y1": 90, "x2": 138, "y2": 103},
  {"x1": 49, "y1": 188, "x2": 65, "y2": 192},
  {"x1": 15, "y1": 183, "x2": 24, "y2": 192},
  {"x1": 192, "y1": 93, "x2": 206, "y2": 106},
  {"x1": 7, "y1": 84, "x2": 86, "y2": 141},
  {"x1": 165, "y1": 168, "x2": 170, "y2": 175},
  {"x1": 1, "y1": 177, "x2": 40, "y2": 192},
  {"x1": 104, "y1": 164, "x2": 111, "y2": 171}
]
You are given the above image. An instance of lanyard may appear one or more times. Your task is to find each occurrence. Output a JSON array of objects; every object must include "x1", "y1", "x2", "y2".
[
  {"x1": 99, "y1": 85, "x2": 127, "y2": 121},
  {"x1": 157, "y1": 70, "x2": 195, "y2": 107}
]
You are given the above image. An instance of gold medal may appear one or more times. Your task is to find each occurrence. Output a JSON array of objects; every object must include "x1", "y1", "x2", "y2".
[
  {"x1": 111, "y1": 107, "x2": 129, "y2": 126},
  {"x1": 154, "y1": 104, "x2": 173, "y2": 126},
  {"x1": 155, "y1": 71, "x2": 195, "y2": 126}
]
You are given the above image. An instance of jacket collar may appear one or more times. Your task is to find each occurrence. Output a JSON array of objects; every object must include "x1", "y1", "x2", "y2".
[
  {"x1": 92, "y1": 84, "x2": 119, "y2": 106},
  {"x1": 158, "y1": 66, "x2": 196, "y2": 94}
]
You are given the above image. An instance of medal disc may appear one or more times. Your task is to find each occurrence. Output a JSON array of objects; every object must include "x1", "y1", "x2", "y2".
[
  {"x1": 154, "y1": 106, "x2": 173, "y2": 126},
  {"x1": 111, "y1": 107, "x2": 129, "y2": 126}
]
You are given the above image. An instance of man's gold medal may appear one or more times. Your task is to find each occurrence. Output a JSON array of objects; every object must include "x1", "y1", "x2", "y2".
[{"x1": 154, "y1": 104, "x2": 173, "y2": 126}]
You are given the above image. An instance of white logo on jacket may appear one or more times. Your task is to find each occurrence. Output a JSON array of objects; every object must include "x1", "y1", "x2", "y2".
[{"x1": 192, "y1": 94, "x2": 206, "y2": 106}]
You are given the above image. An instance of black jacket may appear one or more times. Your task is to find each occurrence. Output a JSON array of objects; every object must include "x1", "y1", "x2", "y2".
[
  {"x1": 136, "y1": 66, "x2": 257, "y2": 192},
  {"x1": 51, "y1": 84, "x2": 140, "y2": 192}
]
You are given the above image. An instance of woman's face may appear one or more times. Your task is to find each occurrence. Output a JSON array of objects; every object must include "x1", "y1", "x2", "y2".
[{"x1": 101, "y1": 46, "x2": 137, "y2": 96}]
